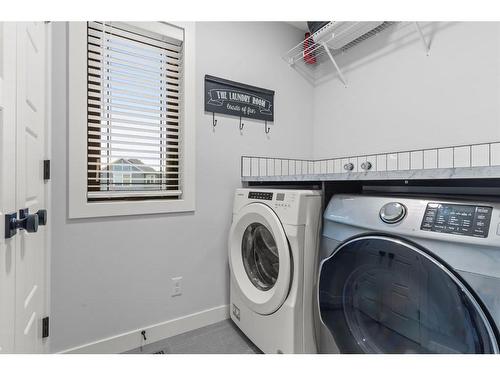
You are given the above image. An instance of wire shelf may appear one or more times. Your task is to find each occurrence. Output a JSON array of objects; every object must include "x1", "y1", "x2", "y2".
[
  {"x1": 283, "y1": 21, "x2": 397, "y2": 85},
  {"x1": 241, "y1": 141, "x2": 500, "y2": 180}
]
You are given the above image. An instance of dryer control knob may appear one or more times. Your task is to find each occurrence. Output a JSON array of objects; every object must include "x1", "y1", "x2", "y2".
[{"x1": 380, "y1": 202, "x2": 406, "y2": 224}]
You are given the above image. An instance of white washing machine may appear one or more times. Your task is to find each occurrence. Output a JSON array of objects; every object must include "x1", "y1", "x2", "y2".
[
  {"x1": 228, "y1": 188, "x2": 322, "y2": 354},
  {"x1": 317, "y1": 194, "x2": 500, "y2": 354}
]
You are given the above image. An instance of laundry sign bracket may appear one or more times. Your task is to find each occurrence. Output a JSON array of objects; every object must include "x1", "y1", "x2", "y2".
[{"x1": 205, "y1": 75, "x2": 275, "y2": 133}]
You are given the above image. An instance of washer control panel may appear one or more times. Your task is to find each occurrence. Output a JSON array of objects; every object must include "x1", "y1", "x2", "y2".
[
  {"x1": 248, "y1": 191, "x2": 273, "y2": 200},
  {"x1": 420, "y1": 203, "x2": 492, "y2": 238}
]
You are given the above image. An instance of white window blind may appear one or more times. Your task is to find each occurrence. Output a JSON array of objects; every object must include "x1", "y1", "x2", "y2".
[{"x1": 87, "y1": 21, "x2": 183, "y2": 200}]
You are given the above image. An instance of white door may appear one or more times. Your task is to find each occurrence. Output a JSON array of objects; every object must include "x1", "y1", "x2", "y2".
[
  {"x1": 0, "y1": 22, "x2": 18, "y2": 354},
  {"x1": 0, "y1": 22, "x2": 49, "y2": 354}
]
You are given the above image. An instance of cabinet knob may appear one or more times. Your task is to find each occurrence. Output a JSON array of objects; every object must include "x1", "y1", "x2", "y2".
[
  {"x1": 361, "y1": 161, "x2": 372, "y2": 170},
  {"x1": 344, "y1": 163, "x2": 354, "y2": 171}
]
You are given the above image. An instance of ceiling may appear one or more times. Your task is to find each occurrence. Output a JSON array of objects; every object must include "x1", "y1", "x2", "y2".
[{"x1": 286, "y1": 22, "x2": 309, "y2": 32}]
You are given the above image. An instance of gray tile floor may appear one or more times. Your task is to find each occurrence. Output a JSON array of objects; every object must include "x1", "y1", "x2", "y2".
[{"x1": 125, "y1": 320, "x2": 262, "y2": 354}]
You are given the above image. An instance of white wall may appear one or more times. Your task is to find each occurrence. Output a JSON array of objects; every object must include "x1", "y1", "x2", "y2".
[
  {"x1": 51, "y1": 20, "x2": 499, "y2": 353},
  {"x1": 50, "y1": 22, "x2": 313, "y2": 352},
  {"x1": 312, "y1": 22, "x2": 500, "y2": 159}
]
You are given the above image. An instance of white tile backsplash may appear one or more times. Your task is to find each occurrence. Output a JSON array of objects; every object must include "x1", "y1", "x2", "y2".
[
  {"x1": 438, "y1": 148, "x2": 454, "y2": 168},
  {"x1": 471, "y1": 144, "x2": 490, "y2": 167},
  {"x1": 491, "y1": 143, "x2": 500, "y2": 166},
  {"x1": 259, "y1": 158, "x2": 267, "y2": 176},
  {"x1": 285, "y1": 160, "x2": 292, "y2": 175},
  {"x1": 267, "y1": 159, "x2": 275, "y2": 176},
  {"x1": 313, "y1": 160, "x2": 321, "y2": 174},
  {"x1": 297, "y1": 160, "x2": 307, "y2": 174},
  {"x1": 274, "y1": 159, "x2": 282, "y2": 175},
  {"x1": 242, "y1": 158, "x2": 251, "y2": 176},
  {"x1": 453, "y1": 146, "x2": 471, "y2": 168},
  {"x1": 319, "y1": 160, "x2": 327, "y2": 174},
  {"x1": 327, "y1": 160, "x2": 334, "y2": 174},
  {"x1": 398, "y1": 152, "x2": 410, "y2": 170},
  {"x1": 286, "y1": 159, "x2": 293, "y2": 175},
  {"x1": 334, "y1": 159, "x2": 342, "y2": 173},
  {"x1": 424, "y1": 149, "x2": 438, "y2": 169},
  {"x1": 410, "y1": 151, "x2": 423, "y2": 170},
  {"x1": 245, "y1": 142, "x2": 500, "y2": 178},
  {"x1": 308, "y1": 161, "x2": 315, "y2": 174},
  {"x1": 387, "y1": 153, "x2": 398, "y2": 171},
  {"x1": 251, "y1": 158, "x2": 259, "y2": 176},
  {"x1": 377, "y1": 154, "x2": 387, "y2": 171},
  {"x1": 296, "y1": 161, "x2": 303, "y2": 175}
]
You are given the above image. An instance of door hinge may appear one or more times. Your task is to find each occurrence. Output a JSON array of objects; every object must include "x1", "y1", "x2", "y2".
[
  {"x1": 43, "y1": 160, "x2": 50, "y2": 181},
  {"x1": 42, "y1": 316, "x2": 49, "y2": 338}
]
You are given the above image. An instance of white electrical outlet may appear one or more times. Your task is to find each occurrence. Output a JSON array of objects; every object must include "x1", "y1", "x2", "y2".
[{"x1": 171, "y1": 276, "x2": 183, "y2": 297}]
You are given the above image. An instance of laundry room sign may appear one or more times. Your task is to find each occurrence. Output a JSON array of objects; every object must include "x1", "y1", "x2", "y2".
[{"x1": 204, "y1": 75, "x2": 274, "y2": 122}]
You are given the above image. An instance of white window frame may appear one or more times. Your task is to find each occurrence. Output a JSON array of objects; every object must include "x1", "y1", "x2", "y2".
[{"x1": 68, "y1": 22, "x2": 195, "y2": 218}]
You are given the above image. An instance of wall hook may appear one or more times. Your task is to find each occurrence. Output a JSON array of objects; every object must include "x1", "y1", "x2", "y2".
[
  {"x1": 265, "y1": 121, "x2": 270, "y2": 134},
  {"x1": 212, "y1": 112, "x2": 217, "y2": 129},
  {"x1": 239, "y1": 117, "x2": 244, "y2": 132}
]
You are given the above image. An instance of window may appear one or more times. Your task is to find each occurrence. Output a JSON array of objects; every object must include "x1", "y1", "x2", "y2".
[
  {"x1": 69, "y1": 22, "x2": 195, "y2": 218},
  {"x1": 87, "y1": 22, "x2": 182, "y2": 200}
]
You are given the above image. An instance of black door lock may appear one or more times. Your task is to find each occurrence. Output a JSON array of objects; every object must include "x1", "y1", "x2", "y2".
[{"x1": 4, "y1": 208, "x2": 47, "y2": 239}]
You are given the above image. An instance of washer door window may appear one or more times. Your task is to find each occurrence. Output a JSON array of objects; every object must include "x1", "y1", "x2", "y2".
[
  {"x1": 318, "y1": 236, "x2": 498, "y2": 354},
  {"x1": 229, "y1": 203, "x2": 291, "y2": 315},
  {"x1": 242, "y1": 223, "x2": 279, "y2": 291}
]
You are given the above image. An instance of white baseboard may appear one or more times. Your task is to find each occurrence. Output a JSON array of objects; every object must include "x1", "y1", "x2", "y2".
[{"x1": 60, "y1": 305, "x2": 229, "y2": 354}]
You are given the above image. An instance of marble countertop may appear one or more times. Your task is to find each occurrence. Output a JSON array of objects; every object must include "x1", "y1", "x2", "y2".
[{"x1": 242, "y1": 166, "x2": 500, "y2": 183}]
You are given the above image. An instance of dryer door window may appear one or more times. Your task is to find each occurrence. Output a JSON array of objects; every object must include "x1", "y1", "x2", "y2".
[
  {"x1": 318, "y1": 236, "x2": 498, "y2": 354},
  {"x1": 242, "y1": 223, "x2": 279, "y2": 291}
]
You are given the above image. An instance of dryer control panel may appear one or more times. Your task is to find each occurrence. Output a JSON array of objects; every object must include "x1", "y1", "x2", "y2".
[{"x1": 420, "y1": 203, "x2": 492, "y2": 238}]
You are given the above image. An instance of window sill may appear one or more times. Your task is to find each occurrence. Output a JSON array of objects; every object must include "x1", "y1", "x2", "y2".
[{"x1": 69, "y1": 198, "x2": 195, "y2": 219}]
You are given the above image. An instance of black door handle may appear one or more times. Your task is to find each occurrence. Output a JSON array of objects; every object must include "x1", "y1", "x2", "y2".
[
  {"x1": 36, "y1": 209, "x2": 47, "y2": 226},
  {"x1": 17, "y1": 208, "x2": 39, "y2": 233},
  {"x1": 4, "y1": 208, "x2": 42, "y2": 239}
]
